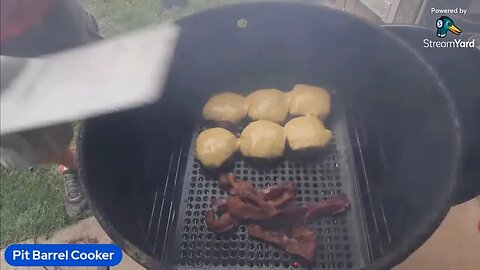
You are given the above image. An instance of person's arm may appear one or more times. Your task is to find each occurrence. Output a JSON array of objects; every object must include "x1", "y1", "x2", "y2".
[{"x1": 1, "y1": 0, "x2": 57, "y2": 42}]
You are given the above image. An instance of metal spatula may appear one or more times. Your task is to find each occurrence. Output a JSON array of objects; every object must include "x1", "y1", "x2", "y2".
[{"x1": 1, "y1": 24, "x2": 179, "y2": 135}]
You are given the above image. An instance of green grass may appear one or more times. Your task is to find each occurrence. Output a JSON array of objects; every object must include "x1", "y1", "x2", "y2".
[
  {"x1": 88, "y1": 0, "x2": 252, "y2": 37},
  {"x1": 1, "y1": 0, "x2": 254, "y2": 249},
  {"x1": 0, "y1": 166, "x2": 81, "y2": 248}
]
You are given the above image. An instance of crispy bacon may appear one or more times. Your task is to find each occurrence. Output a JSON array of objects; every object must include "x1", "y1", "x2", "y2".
[
  {"x1": 261, "y1": 195, "x2": 350, "y2": 229},
  {"x1": 204, "y1": 173, "x2": 350, "y2": 262},
  {"x1": 219, "y1": 172, "x2": 254, "y2": 194},
  {"x1": 259, "y1": 181, "x2": 296, "y2": 208},
  {"x1": 205, "y1": 210, "x2": 238, "y2": 234},
  {"x1": 219, "y1": 172, "x2": 236, "y2": 190},
  {"x1": 227, "y1": 190, "x2": 280, "y2": 220},
  {"x1": 247, "y1": 224, "x2": 317, "y2": 262},
  {"x1": 304, "y1": 195, "x2": 350, "y2": 222},
  {"x1": 210, "y1": 197, "x2": 228, "y2": 213}
]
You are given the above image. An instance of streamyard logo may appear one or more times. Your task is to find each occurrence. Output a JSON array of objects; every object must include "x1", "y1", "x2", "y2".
[
  {"x1": 436, "y1": 16, "x2": 461, "y2": 38},
  {"x1": 423, "y1": 16, "x2": 475, "y2": 48}
]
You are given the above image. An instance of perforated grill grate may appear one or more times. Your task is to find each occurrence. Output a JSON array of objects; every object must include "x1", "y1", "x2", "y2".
[{"x1": 172, "y1": 129, "x2": 363, "y2": 269}]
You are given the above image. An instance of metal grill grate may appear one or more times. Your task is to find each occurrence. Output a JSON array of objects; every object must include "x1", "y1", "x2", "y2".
[{"x1": 172, "y1": 118, "x2": 367, "y2": 270}]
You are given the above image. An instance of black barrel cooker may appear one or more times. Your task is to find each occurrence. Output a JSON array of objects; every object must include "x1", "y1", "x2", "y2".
[
  {"x1": 78, "y1": 2, "x2": 467, "y2": 270},
  {"x1": 384, "y1": 25, "x2": 480, "y2": 205}
]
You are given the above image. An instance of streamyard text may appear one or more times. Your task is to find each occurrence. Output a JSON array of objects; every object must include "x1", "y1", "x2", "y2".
[
  {"x1": 424, "y1": 38, "x2": 476, "y2": 48},
  {"x1": 431, "y1": 8, "x2": 468, "y2": 14}
]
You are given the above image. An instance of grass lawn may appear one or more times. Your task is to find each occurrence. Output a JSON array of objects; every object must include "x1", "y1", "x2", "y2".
[
  {"x1": 0, "y1": 0, "x2": 251, "y2": 249},
  {"x1": 88, "y1": 0, "x2": 252, "y2": 38},
  {"x1": 0, "y1": 166, "x2": 82, "y2": 248}
]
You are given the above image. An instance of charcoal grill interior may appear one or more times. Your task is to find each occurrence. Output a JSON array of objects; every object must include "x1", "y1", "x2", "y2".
[
  {"x1": 78, "y1": 3, "x2": 460, "y2": 270},
  {"x1": 163, "y1": 100, "x2": 368, "y2": 269}
]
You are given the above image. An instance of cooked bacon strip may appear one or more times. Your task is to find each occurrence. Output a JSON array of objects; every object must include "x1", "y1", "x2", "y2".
[
  {"x1": 219, "y1": 172, "x2": 254, "y2": 194},
  {"x1": 304, "y1": 195, "x2": 350, "y2": 222},
  {"x1": 205, "y1": 173, "x2": 350, "y2": 263},
  {"x1": 260, "y1": 206, "x2": 310, "y2": 229},
  {"x1": 227, "y1": 190, "x2": 280, "y2": 220},
  {"x1": 205, "y1": 210, "x2": 238, "y2": 234},
  {"x1": 231, "y1": 181, "x2": 255, "y2": 195},
  {"x1": 210, "y1": 197, "x2": 228, "y2": 213},
  {"x1": 259, "y1": 181, "x2": 296, "y2": 208},
  {"x1": 247, "y1": 224, "x2": 317, "y2": 262},
  {"x1": 219, "y1": 172, "x2": 236, "y2": 190},
  {"x1": 261, "y1": 195, "x2": 350, "y2": 229}
]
